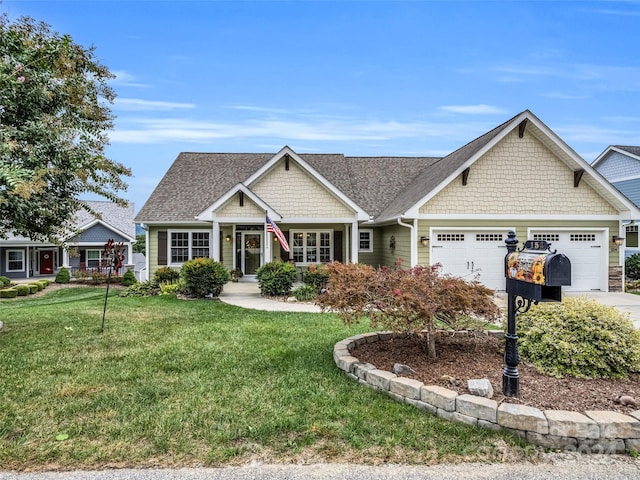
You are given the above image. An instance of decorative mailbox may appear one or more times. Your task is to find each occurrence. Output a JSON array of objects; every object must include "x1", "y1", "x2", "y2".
[{"x1": 505, "y1": 239, "x2": 571, "y2": 302}]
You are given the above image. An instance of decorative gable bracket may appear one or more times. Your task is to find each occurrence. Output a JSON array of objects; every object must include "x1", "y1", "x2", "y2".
[
  {"x1": 462, "y1": 167, "x2": 471, "y2": 186},
  {"x1": 574, "y1": 169, "x2": 584, "y2": 188},
  {"x1": 518, "y1": 119, "x2": 528, "y2": 138}
]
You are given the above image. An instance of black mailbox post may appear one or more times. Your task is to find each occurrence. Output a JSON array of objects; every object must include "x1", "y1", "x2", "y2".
[{"x1": 502, "y1": 231, "x2": 571, "y2": 396}]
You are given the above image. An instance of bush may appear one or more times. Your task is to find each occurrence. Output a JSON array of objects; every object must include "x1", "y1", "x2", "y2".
[
  {"x1": 159, "y1": 282, "x2": 182, "y2": 297},
  {"x1": 517, "y1": 297, "x2": 640, "y2": 379},
  {"x1": 0, "y1": 276, "x2": 11, "y2": 288},
  {"x1": 121, "y1": 269, "x2": 137, "y2": 287},
  {"x1": 256, "y1": 261, "x2": 298, "y2": 296},
  {"x1": 119, "y1": 280, "x2": 160, "y2": 297},
  {"x1": 302, "y1": 264, "x2": 329, "y2": 292},
  {"x1": 15, "y1": 285, "x2": 30, "y2": 296},
  {"x1": 292, "y1": 284, "x2": 319, "y2": 302},
  {"x1": 27, "y1": 284, "x2": 39, "y2": 294},
  {"x1": 39, "y1": 279, "x2": 50, "y2": 287},
  {"x1": 180, "y1": 258, "x2": 230, "y2": 298},
  {"x1": 154, "y1": 266, "x2": 180, "y2": 284},
  {"x1": 316, "y1": 262, "x2": 501, "y2": 358},
  {"x1": 0, "y1": 288, "x2": 18, "y2": 298},
  {"x1": 626, "y1": 253, "x2": 640, "y2": 280},
  {"x1": 55, "y1": 267, "x2": 70, "y2": 284}
]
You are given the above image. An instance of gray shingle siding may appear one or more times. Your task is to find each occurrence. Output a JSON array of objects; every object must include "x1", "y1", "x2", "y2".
[
  {"x1": 76, "y1": 223, "x2": 129, "y2": 243},
  {"x1": 596, "y1": 151, "x2": 640, "y2": 181}
]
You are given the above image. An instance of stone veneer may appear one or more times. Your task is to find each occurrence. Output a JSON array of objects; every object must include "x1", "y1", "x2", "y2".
[{"x1": 334, "y1": 332, "x2": 640, "y2": 454}]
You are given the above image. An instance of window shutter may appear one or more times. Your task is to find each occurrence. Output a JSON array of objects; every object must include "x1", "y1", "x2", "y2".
[
  {"x1": 79, "y1": 249, "x2": 86, "y2": 263},
  {"x1": 280, "y1": 231, "x2": 290, "y2": 262},
  {"x1": 158, "y1": 231, "x2": 167, "y2": 265},
  {"x1": 334, "y1": 231, "x2": 343, "y2": 263}
]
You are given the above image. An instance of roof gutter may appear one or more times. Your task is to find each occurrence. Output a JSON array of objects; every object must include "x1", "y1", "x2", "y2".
[{"x1": 397, "y1": 216, "x2": 418, "y2": 267}]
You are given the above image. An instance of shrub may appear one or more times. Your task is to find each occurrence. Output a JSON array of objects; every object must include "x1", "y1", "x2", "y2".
[
  {"x1": 154, "y1": 266, "x2": 180, "y2": 284},
  {"x1": 302, "y1": 263, "x2": 329, "y2": 292},
  {"x1": 29, "y1": 282, "x2": 43, "y2": 292},
  {"x1": 626, "y1": 253, "x2": 640, "y2": 280},
  {"x1": 256, "y1": 261, "x2": 298, "y2": 296},
  {"x1": 27, "y1": 284, "x2": 39, "y2": 294},
  {"x1": 15, "y1": 285, "x2": 30, "y2": 296},
  {"x1": 39, "y1": 279, "x2": 50, "y2": 287},
  {"x1": 55, "y1": 267, "x2": 70, "y2": 284},
  {"x1": 119, "y1": 280, "x2": 160, "y2": 297},
  {"x1": 180, "y1": 258, "x2": 230, "y2": 298},
  {"x1": 316, "y1": 262, "x2": 501, "y2": 358},
  {"x1": 121, "y1": 269, "x2": 137, "y2": 287},
  {"x1": 0, "y1": 288, "x2": 18, "y2": 299},
  {"x1": 517, "y1": 297, "x2": 640, "y2": 379},
  {"x1": 36, "y1": 280, "x2": 48, "y2": 290},
  {"x1": 292, "y1": 284, "x2": 318, "y2": 302},
  {"x1": 0, "y1": 276, "x2": 11, "y2": 288},
  {"x1": 159, "y1": 282, "x2": 182, "y2": 297}
]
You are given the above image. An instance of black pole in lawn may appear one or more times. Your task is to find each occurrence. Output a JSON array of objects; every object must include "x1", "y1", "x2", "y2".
[{"x1": 100, "y1": 239, "x2": 125, "y2": 334}]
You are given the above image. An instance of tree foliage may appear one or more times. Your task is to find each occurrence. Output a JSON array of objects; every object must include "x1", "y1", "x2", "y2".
[
  {"x1": 316, "y1": 262, "x2": 502, "y2": 358},
  {"x1": 0, "y1": 15, "x2": 131, "y2": 241}
]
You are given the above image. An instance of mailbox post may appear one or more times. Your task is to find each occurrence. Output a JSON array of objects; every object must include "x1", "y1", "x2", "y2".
[{"x1": 502, "y1": 230, "x2": 571, "y2": 396}]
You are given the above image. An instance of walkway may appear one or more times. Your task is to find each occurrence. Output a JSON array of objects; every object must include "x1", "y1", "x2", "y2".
[{"x1": 221, "y1": 281, "x2": 640, "y2": 327}]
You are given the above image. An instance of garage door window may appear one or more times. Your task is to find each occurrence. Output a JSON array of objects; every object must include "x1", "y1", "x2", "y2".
[
  {"x1": 476, "y1": 233, "x2": 503, "y2": 242},
  {"x1": 570, "y1": 234, "x2": 596, "y2": 242},
  {"x1": 533, "y1": 234, "x2": 559, "y2": 242},
  {"x1": 437, "y1": 233, "x2": 465, "y2": 242}
]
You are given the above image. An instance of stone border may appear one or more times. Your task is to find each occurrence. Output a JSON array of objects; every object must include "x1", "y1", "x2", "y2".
[{"x1": 334, "y1": 331, "x2": 640, "y2": 454}]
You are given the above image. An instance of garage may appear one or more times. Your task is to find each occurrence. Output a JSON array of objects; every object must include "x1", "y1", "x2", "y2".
[{"x1": 430, "y1": 228, "x2": 607, "y2": 292}]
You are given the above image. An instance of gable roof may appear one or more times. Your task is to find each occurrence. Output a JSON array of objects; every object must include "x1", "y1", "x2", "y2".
[{"x1": 593, "y1": 145, "x2": 640, "y2": 167}]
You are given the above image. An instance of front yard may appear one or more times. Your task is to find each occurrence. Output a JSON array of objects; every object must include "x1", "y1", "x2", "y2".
[{"x1": 0, "y1": 287, "x2": 521, "y2": 470}]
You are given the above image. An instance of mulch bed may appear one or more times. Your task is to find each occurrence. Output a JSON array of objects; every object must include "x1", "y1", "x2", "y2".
[{"x1": 352, "y1": 333, "x2": 640, "y2": 415}]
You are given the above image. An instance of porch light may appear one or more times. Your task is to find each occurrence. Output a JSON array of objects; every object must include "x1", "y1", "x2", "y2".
[
  {"x1": 225, "y1": 235, "x2": 232, "y2": 242},
  {"x1": 420, "y1": 236, "x2": 429, "y2": 247},
  {"x1": 613, "y1": 235, "x2": 624, "y2": 247}
]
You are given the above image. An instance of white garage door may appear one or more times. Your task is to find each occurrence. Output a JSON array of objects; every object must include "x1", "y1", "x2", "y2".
[
  {"x1": 529, "y1": 230, "x2": 605, "y2": 292},
  {"x1": 430, "y1": 229, "x2": 606, "y2": 292},
  {"x1": 431, "y1": 230, "x2": 508, "y2": 291}
]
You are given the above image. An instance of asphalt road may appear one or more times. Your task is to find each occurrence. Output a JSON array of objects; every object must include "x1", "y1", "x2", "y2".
[{"x1": 2, "y1": 455, "x2": 640, "y2": 480}]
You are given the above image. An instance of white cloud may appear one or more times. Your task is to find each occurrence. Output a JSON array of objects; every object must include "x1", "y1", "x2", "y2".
[
  {"x1": 114, "y1": 98, "x2": 196, "y2": 111},
  {"x1": 110, "y1": 70, "x2": 149, "y2": 88},
  {"x1": 439, "y1": 104, "x2": 507, "y2": 115}
]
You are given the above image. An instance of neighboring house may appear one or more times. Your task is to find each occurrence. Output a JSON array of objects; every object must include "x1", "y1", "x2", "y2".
[
  {"x1": 135, "y1": 110, "x2": 640, "y2": 292},
  {"x1": 593, "y1": 146, "x2": 640, "y2": 253},
  {"x1": 132, "y1": 252, "x2": 147, "y2": 282},
  {"x1": 0, "y1": 201, "x2": 136, "y2": 280}
]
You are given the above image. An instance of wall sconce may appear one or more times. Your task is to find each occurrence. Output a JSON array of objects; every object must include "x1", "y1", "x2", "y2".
[
  {"x1": 613, "y1": 235, "x2": 625, "y2": 247},
  {"x1": 389, "y1": 235, "x2": 396, "y2": 250},
  {"x1": 420, "y1": 236, "x2": 429, "y2": 247},
  {"x1": 225, "y1": 235, "x2": 232, "y2": 242}
]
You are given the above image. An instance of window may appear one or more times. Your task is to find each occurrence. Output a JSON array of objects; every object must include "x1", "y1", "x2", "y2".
[
  {"x1": 7, "y1": 250, "x2": 24, "y2": 272},
  {"x1": 86, "y1": 249, "x2": 102, "y2": 268},
  {"x1": 359, "y1": 230, "x2": 373, "y2": 252},
  {"x1": 170, "y1": 231, "x2": 210, "y2": 264},
  {"x1": 437, "y1": 233, "x2": 465, "y2": 242},
  {"x1": 291, "y1": 230, "x2": 332, "y2": 264}
]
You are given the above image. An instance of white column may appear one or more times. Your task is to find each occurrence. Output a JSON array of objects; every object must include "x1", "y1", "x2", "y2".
[
  {"x1": 351, "y1": 220, "x2": 359, "y2": 263},
  {"x1": 264, "y1": 223, "x2": 272, "y2": 263},
  {"x1": 212, "y1": 222, "x2": 220, "y2": 261},
  {"x1": 62, "y1": 247, "x2": 69, "y2": 268}
]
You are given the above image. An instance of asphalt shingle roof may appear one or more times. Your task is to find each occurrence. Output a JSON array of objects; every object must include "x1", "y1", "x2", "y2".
[{"x1": 614, "y1": 146, "x2": 640, "y2": 158}]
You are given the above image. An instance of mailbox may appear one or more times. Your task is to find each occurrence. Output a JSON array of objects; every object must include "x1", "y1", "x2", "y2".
[{"x1": 505, "y1": 239, "x2": 571, "y2": 302}]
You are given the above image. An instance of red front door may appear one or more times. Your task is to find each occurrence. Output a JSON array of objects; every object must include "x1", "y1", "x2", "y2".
[{"x1": 39, "y1": 250, "x2": 54, "y2": 275}]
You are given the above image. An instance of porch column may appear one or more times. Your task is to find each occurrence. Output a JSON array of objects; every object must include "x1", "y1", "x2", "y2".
[
  {"x1": 127, "y1": 243, "x2": 133, "y2": 267},
  {"x1": 212, "y1": 222, "x2": 220, "y2": 261},
  {"x1": 62, "y1": 247, "x2": 69, "y2": 268},
  {"x1": 351, "y1": 220, "x2": 359, "y2": 263},
  {"x1": 26, "y1": 245, "x2": 30, "y2": 278},
  {"x1": 264, "y1": 223, "x2": 272, "y2": 263}
]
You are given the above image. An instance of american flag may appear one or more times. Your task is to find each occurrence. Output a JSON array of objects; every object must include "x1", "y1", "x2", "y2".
[{"x1": 266, "y1": 215, "x2": 290, "y2": 252}]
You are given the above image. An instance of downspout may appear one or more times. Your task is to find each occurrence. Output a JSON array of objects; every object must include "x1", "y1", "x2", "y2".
[{"x1": 397, "y1": 217, "x2": 417, "y2": 267}]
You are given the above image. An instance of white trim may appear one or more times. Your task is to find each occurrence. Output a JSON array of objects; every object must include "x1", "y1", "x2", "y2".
[
  {"x1": 67, "y1": 218, "x2": 135, "y2": 242},
  {"x1": 6, "y1": 249, "x2": 25, "y2": 272},
  {"x1": 244, "y1": 146, "x2": 370, "y2": 221},
  {"x1": 607, "y1": 174, "x2": 640, "y2": 183},
  {"x1": 290, "y1": 228, "x2": 334, "y2": 265},
  {"x1": 281, "y1": 217, "x2": 359, "y2": 224},
  {"x1": 351, "y1": 220, "x2": 358, "y2": 263},
  {"x1": 419, "y1": 213, "x2": 624, "y2": 221},
  {"x1": 196, "y1": 183, "x2": 281, "y2": 221},
  {"x1": 358, "y1": 229, "x2": 374, "y2": 253},
  {"x1": 167, "y1": 229, "x2": 213, "y2": 267},
  {"x1": 593, "y1": 146, "x2": 640, "y2": 167}
]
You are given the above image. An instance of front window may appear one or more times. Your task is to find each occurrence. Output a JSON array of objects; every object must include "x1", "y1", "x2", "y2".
[
  {"x1": 170, "y1": 231, "x2": 210, "y2": 264},
  {"x1": 86, "y1": 249, "x2": 102, "y2": 268},
  {"x1": 7, "y1": 250, "x2": 24, "y2": 272},
  {"x1": 359, "y1": 230, "x2": 373, "y2": 252},
  {"x1": 291, "y1": 230, "x2": 332, "y2": 264}
]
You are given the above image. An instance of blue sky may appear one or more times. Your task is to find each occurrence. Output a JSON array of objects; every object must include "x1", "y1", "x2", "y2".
[{"x1": 2, "y1": 0, "x2": 640, "y2": 213}]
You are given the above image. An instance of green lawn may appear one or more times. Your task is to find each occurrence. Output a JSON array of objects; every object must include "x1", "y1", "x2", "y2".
[{"x1": 0, "y1": 287, "x2": 523, "y2": 470}]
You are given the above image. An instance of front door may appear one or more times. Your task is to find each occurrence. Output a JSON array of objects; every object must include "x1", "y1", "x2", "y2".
[
  {"x1": 242, "y1": 232, "x2": 263, "y2": 275},
  {"x1": 39, "y1": 250, "x2": 54, "y2": 275}
]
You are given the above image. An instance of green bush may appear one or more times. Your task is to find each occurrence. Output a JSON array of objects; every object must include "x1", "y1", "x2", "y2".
[
  {"x1": 36, "y1": 280, "x2": 48, "y2": 290},
  {"x1": 29, "y1": 282, "x2": 43, "y2": 291},
  {"x1": 15, "y1": 285, "x2": 30, "y2": 296},
  {"x1": 302, "y1": 264, "x2": 329, "y2": 292},
  {"x1": 119, "y1": 280, "x2": 160, "y2": 297},
  {"x1": 517, "y1": 297, "x2": 640, "y2": 379},
  {"x1": 39, "y1": 279, "x2": 50, "y2": 287},
  {"x1": 292, "y1": 284, "x2": 318, "y2": 302},
  {"x1": 159, "y1": 282, "x2": 182, "y2": 297},
  {"x1": 55, "y1": 267, "x2": 70, "y2": 284},
  {"x1": 180, "y1": 258, "x2": 230, "y2": 298},
  {"x1": 626, "y1": 253, "x2": 640, "y2": 280},
  {"x1": 0, "y1": 276, "x2": 11, "y2": 288},
  {"x1": 256, "y1": 261, "x2": 298, "y2": 296},
  {"x1": 0, "y1": 288, "x2": 18, "y2": 298},
  {"x1": 27, "y1": 284, "x2": 39, "y2": 294},
  {"x1": 121, "y1": 269, "x2": 137, "y2": 287},
  {"x1": 154, "y1": 266, "x2": 180, "y2": 284}
]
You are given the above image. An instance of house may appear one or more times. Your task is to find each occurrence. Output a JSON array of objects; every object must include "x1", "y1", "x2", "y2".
[
  {"x1": 135, "y1": 110, "x2": 640, "y2": 292},
  {"x1": 0, "y1": 201, "x2": 136, "y2": 280},
  {"x1": 592, "y1": 146, "x2": 640, "y2": 253}
]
